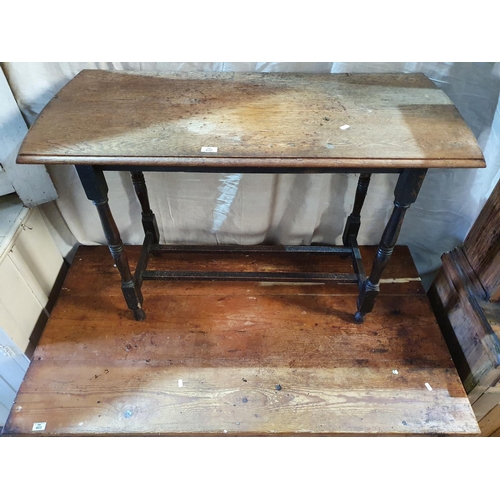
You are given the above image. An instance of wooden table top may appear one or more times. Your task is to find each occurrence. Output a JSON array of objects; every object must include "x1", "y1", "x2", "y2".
[
  {"x1": 17, "y1": 70, "x2": 485, "y2": 170},
  {"x1": 3, "y1": 245, "x2": 479, "y2": 436}
]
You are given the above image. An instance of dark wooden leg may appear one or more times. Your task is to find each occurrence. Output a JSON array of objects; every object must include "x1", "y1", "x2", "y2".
[
  {"x1": 130, "y1": 171, "x2": 160, "y2": 243},
  {"x1": 355, "y1": 169, "x2": 427, "y2": 323},
  {"x1": 76, "y1": 165, "x2": 146, "y2": 321},
  {"x1": 342, "y1": 173, "x2": 372, "y2": 246}
]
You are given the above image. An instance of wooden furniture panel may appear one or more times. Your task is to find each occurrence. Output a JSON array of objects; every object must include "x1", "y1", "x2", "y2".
[
  {"x1": 479, "y1": 404, "x2": 500, "y2": 436},
  {"x1": 463, "y1": 179, "x2": 500, "y2": 302},
  {"x1": 0, "y1": 201, "x2": 64, "y2": 355},
  {"x1": 429, "y1": 178, "x2": 500, "y2": 436},
  {"x1": 11, "y1": 209, "x2": 64, "y2": 299},
  {"x1": 17, "y1": 71, "x2": 484, "y2": 169},
  {"x1": 0, "y1": 256, "x2": 43, "y2": 352},
  {"x1": 3, "y1": 245, "x2": 479, "y2": 436}
]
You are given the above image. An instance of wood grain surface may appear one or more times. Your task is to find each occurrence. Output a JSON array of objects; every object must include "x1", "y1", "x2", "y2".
[
  {"x1": 479, "y1": 404, "x2": 500, "y2": 436},
  {"x1": 463, "y1": 178, "x2": 500, "y2": 301},
  {"x1": 17, "y1": 71, "x2": 485, "y2": 169},
  {"x1": 3, "y1": 245, "x2": 478, "y2": 436}
]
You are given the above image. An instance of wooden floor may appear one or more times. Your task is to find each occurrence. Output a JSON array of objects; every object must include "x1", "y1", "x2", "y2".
[{"x1": 3, "y1": 245, "x2": 479, "y2": 436}]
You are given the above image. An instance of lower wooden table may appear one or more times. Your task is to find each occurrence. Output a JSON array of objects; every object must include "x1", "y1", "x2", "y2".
[
  {"x1": 2, "y1": 245, "x2": 480, "y2": 436},
  {"x1": 16, "y1": 70, "x2": 485, "y2": 322}
]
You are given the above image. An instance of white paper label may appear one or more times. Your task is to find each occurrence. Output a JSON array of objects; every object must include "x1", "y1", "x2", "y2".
[
  {"x1": 201, "y1": 146, "x2": 218, "y2": 153},
  {"x1": 32, "y1": 422, "x2": 47, "y2": 431}
]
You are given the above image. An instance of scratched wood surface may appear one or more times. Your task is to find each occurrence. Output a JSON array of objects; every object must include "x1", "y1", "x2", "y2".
[
  {"x1": 17, "y1": 71, "x2": 485, "y2": 169},
  {"x1": 463, "y1": 178, "x2": 500, "y2": 302},
  {"x1": 3, "y1": 245, "x2": 479, "y2": 436}
]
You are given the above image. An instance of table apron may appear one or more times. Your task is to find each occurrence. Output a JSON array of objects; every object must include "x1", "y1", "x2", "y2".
[{"x1": 99, "y1": 165, "x2": 404, "y2": 175}]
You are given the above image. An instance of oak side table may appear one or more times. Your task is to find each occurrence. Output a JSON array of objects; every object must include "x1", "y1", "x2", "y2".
[{"x1": 16, "y1": 70, "x2": 485, "y2": 322}]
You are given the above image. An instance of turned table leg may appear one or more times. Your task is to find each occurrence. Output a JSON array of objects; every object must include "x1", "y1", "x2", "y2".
[
  {"x1": 76, "y1": 165, "x2": 146, "y2": 321},
  {"x1": 130, "y1": 171, "x2": 160, "y2": 243},
  {"x1": 355, "y1": 169, "x2": 427, "y2": 323},
  {"x1": 342, "y1": 173, "x2": 372, "y2": 246}
]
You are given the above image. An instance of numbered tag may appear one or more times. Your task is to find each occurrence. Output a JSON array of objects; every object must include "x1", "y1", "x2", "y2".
[
  {"x1": 32, "y1": 422, "x2": 47, "y2": 431},
  {"x1": 201, "y1": 146, "x2": 218, "y2": 153}
]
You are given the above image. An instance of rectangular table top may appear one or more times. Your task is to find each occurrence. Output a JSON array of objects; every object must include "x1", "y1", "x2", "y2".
[
  {"x1": 17, "y1": 70, "x2": 485, "y2": 170},
  {"x1": 3, "y1": 245, "x2": 480, "y2": 436}
]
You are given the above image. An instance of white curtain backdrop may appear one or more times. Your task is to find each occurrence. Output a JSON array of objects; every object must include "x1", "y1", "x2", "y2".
[{"x1": 3, "y1": 62, "x2": 500, "y2": 288}]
